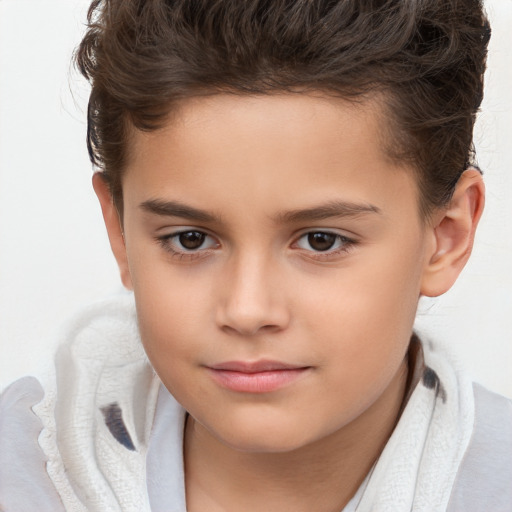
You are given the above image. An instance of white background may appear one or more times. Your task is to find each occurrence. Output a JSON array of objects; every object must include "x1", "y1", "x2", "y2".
[{"x1": 0, "y1": 0, "x2": 511, "y2": 397}]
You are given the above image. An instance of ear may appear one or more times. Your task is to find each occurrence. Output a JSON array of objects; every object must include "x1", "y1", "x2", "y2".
[
  {"x1": 420, "y1": 169, "x2": 485, "y2": 297},
  {"x1": 92, "y1": 173, "x2": 133, "y2": 290}
]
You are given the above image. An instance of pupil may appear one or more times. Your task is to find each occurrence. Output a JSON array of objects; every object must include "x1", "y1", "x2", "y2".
[
  {"x1": 179, "y1": 231, "x2": 205, "y2": 249},
  {"x1": 308, "y1": 232, "x2": 336, "y2": 251}
]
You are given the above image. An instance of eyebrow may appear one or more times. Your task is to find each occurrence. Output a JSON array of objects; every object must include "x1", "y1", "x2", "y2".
[
  {"x1": 140, "y1": 199, "x2": 219, "y2": 222},
  {"x1": 139, "y1": 198, "x2": 381, "y2": 224},
  {"x1": 274, "y1": 200, "x2": 381, "y2": 223}
]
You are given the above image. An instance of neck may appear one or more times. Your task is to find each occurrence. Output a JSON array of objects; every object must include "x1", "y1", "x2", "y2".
[{"x1": 184, "y1": 356, "x2": 409, "y2": 512}]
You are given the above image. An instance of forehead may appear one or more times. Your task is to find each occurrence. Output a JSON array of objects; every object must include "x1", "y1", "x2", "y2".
[
  {"x1": 123, "y1": 93, "x2": 420, "y2": 223},
  {"x1": 131, "y1": 92, "x2": 390, "y2": 166}
]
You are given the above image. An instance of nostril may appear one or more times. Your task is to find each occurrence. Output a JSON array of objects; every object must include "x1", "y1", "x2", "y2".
[
  {"x1": 221, "y1": 322, "x2": 283, "y2": 337},
  {"x1": 217, "y1": 303, "x2": 290, "y2": 336}
]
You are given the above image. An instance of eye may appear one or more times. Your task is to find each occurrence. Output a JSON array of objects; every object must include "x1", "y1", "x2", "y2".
[
  {"x1": 177, "y1": 231, "x2": 208, "y2": 250},
  {"x1": 157, "y1": 229, "x2": 218, "y2": 255},
  {"x1": 295, "y1": 231, "x2": 354, "y2": 253}
]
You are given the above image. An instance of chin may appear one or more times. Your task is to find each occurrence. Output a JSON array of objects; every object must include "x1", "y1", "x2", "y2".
[
  {"x1": 208, "y1": 418, "x2": 319, "y2": 454},
  {"x1": 222, "y1": 435, "x2": 309, "y2": 454}
]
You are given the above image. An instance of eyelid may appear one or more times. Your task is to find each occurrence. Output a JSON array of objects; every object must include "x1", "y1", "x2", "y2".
[
  {"x1": 155, "y1": 227, "x2": 220, "y2": 259},
  {"x1": 292, "y1": 227, "x2": 357, "y2": 245},
  {"x1": 291, "y1": 229, "x2": 358, "y2": 258},
  {"x1": 156, "y1": 226, "x2": 217, "y2": 241}
]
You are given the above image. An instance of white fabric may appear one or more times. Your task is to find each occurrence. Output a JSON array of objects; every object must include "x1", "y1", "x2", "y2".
[
  {"x1": 145, "y1": 384, "x2": 373, "y2": 512},
  {"x1": 0, "y1": 377, "x2": 65, "y2": 512},
  {"x1": 146, "y1": 386, "x2": 187, "y2": 512},
  {"x1": 355, "y1": 340, "x2": 475, "y2": 511},
  {"x1": 2, "y1": 293, "x2": 508, "y2": 511},
  {"x1": 144, "y1": 343, "x2": 475, "y2": 512},
  {"x1": 447, "y1": 383, "x2": 512, "y2": 511},
  {"x1": 33, "y1": 293, "x2": 160, "y2": 512}
]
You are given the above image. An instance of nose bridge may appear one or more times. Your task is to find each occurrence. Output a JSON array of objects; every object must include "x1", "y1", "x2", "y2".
[{"x1": 217, "y1": 246, "x2": 289, "y2": 336}]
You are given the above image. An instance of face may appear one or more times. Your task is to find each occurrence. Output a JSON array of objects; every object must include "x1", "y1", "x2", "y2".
[{"x1": 114, "y1": 93, "x2": 436, "y2": 452}]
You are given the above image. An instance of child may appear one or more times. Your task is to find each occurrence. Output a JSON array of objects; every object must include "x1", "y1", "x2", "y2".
[{"x1": 1, "y1": 0, "x2": 510, "y2": 511}]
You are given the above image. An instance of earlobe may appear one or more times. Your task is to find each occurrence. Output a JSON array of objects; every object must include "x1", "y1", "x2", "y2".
[
  {"x1": 420, "y1": 169, "x2": 485, "y2": 297},
  {"x1": 92, "y1": 173, "x2": 133, "y2": 290}
]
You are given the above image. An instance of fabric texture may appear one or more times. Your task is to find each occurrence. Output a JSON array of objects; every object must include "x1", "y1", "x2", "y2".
[
  {"x1": 31, "y1": 293, "x2": 159, "y2": 512},
  {"x1": 0, "y1": 293, "x2": 511, "y2": 511},
  {"x1": 0, "y1": 377, "x2": 65, "y2": 512},
  {"x1": 446, "y1": 383, "x2": 512, "y2": 511}
]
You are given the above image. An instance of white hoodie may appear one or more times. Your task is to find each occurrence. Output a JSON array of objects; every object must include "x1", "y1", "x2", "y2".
[{"x1": 1, "y1": 294, "x2": 511, "y2": 511}]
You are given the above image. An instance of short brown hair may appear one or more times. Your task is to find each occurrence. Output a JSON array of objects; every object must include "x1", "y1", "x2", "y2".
[{"x1": 76, "y1": 0, "x2": 490, "y2": 218}]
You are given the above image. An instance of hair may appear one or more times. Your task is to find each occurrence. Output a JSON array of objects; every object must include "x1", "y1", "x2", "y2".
[{"x1": 76, "y1": 0, "x2": 490, "y2": 219}]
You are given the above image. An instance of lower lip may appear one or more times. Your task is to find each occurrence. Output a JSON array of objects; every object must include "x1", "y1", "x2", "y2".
[{"x1": 207, "y1": 368, "x2": 310, "y2": 393}]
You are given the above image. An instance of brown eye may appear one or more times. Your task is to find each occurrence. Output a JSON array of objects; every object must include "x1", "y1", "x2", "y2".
[
  {"x1": 179, "y1": 231, "x2": 206, "y2": 250},
  {"x1": 307, "y1": 232, "x2": 337, "y2": 251},
  {"x1": 158, "y1": 229, "x2": 218, "y2": 257}
]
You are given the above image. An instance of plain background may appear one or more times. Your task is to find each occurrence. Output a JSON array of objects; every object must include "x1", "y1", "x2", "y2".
[{"x1": 0, "y1": 0, "x2": 511, "y2": 397}]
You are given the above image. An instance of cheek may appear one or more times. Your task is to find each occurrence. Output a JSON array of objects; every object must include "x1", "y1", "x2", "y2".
[
  {"x1": 129, "y1": 258, "x2": 205, "y2": 360},
  {"x1": 131, "y1": 273, "x2": 225, "y2": 422},
  {"x1": 299, "y1": 244, "x2": 423, "y2": 385},
  {"x1": 300, "y1": 249, "x2": 421, "y2": 336}
]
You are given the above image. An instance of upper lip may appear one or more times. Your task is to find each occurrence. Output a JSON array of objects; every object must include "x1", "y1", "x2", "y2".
[{"x1": 208, "y1": 360, "x2": 308, "y2": 373}]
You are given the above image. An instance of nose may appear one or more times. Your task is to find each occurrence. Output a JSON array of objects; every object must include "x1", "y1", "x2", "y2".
[{"x1": 215, "y1": 252, "x2": 290, "y2": 337}]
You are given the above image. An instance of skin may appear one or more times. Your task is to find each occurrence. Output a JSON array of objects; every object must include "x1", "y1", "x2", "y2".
[{"x1": 94, "y1": 93, "x2": 484, "y2": 512}]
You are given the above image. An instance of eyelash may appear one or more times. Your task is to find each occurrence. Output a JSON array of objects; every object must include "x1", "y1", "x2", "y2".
[
  {"x1": 155, "y1": 230, "x2": 357, "y2": 261},
  {"x1": 293, "y1": 231, "x2": 357, "y2": 260},
  {"x1": 156, "y1": 230, "x2": 219, "y2": 261}
]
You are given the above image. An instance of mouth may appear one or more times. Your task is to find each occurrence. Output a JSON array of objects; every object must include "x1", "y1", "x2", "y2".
[{"x1": 206, "y1": 360, "x2": 311, "y2": 393}]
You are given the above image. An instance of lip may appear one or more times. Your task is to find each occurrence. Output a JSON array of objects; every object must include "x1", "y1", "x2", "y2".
[{"x1": 206, "y1": 360, "x2": 311, "y2": 393}]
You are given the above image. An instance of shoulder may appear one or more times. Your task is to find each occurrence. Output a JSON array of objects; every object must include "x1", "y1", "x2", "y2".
[
  {"x1": 0, "y1": 376, "x2": 65, "y2": 511},
  {"x1": 448, "y1": 384, "x2": 512, "y2": 512},
  {"x1": 1, "y1": 293, "x2": 160, "y2": 512}
]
